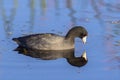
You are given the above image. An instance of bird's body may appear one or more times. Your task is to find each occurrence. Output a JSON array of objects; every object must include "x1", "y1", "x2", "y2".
[{"x1": 13, "y1": 33, "x2": 74, "y2": 50}]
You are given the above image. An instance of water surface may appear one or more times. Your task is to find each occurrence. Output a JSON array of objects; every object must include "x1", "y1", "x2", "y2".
[{"x1": 0, "y1": 0, "x2": 120, "y2": 80}]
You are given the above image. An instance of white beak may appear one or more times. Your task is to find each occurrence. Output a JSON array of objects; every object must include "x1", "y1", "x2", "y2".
[
  {"x1": 82, "y1": 36, "x2": 87, "y2": 44},
  {"x1": 82, "y1": 51, "x2": 87, "y2": 60}
]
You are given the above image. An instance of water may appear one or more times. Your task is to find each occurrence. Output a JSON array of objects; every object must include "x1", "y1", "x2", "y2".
[{"x1": 0, "y1": 0, "x2": 120, "y2": 80}]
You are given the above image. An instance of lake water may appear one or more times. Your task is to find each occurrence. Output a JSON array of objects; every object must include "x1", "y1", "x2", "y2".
[{"x1": 0, "y1": 0, "x2": 120, "y2": 80}]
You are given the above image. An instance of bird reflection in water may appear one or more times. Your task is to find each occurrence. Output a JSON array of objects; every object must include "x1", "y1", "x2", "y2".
[{"x1": 14, "y1": 46, "x2": 88, "y2": 67}]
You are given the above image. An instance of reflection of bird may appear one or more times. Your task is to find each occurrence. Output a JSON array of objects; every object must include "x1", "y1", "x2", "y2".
[
  {"x1": 12, "y1": 26, "x2": 88, "y2": 50},
  {"x1": 67, "y1": 51, "x2": 87, "y2": 67},
  {"x1": 14, "y1": 46, "x2": 88, "y2": 67}
]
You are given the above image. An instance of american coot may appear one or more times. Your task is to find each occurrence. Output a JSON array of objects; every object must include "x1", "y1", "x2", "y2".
[
  {"x1": 14, "y1": 46, "x2": 88, "y2": 67},
  {"x1": 12, "y1": 26, "x2": 88, "y2": 50}
]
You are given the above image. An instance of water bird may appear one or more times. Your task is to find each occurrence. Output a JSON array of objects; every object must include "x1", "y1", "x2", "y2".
[{"x1": 12, "y1": 26, "x2": 88, "y2": 50}]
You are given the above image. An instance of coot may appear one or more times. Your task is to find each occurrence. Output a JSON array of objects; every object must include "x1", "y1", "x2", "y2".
[{"x1": 13, "y1": 26, "x2": 88, "y2": 50}]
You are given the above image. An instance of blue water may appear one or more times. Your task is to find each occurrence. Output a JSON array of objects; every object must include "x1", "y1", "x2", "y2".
[{"x1": 0, "y1": 0, "x2": 120, "y2": 80}]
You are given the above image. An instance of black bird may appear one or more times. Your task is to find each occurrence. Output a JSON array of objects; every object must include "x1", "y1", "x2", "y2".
[{"x1": 12, "y1": 26, "x2": 88, "y2": 50}]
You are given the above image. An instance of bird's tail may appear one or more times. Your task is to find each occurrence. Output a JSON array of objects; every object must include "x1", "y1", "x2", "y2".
[
  {"x1": 12, "y1": 38, "x2": 21, "y2": 44},
  {"x1": 12, "y1": 38, "x2": 18, "y2": 41}
]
